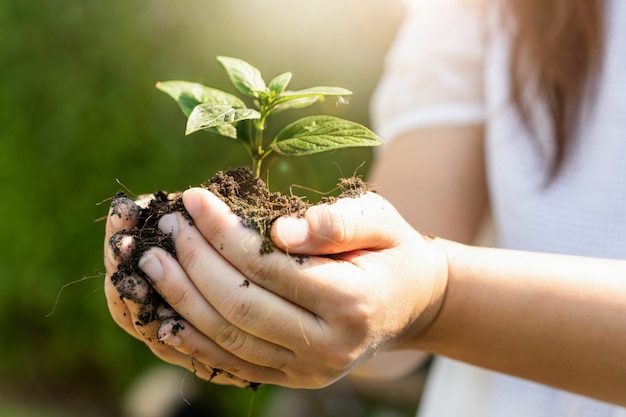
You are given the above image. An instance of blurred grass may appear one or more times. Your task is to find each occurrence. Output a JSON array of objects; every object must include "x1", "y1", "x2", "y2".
[{"x1": 0, "y1": 0, "x2": 402, "y2": 415}]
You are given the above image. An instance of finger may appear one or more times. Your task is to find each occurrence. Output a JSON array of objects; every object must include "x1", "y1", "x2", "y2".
[
  {"x1": 104, "y1": 192, "x2": 142, "y2": 273},
  {"x1": 155, "y1": 316, "x2": 286, "y2": 386},
  {"x1": 139, "y1": 321, "x2": 255, "y2": 387},
  {"x1": 270, "y1": 192, "x2": 405, "y2": 255},
  {"x1": 104, "y1": 268, "x2": 176, "y2": 345},
  {"x1": 103, "y1": 264, "x2": 257, "y2": 387},
  {"x1": 180, "y1": 188, "x2": 382, "y2": 315},
  {"x1": 177, "y1": 189, "x2": 413, "y2": 385},
  {"x1": 106, "y1": 191, "x2": 142, "y2": 237},
  {"x1": 104, "y1": 192, "x2": 158, "y2": 266},
  {"x1": 139, "y1": 246, "x2": 297, "y2": 366},
  {"x1": 104, "y1": 273, "x2": 144, "y2": 341},
  {"x1": 105, "y1": 232, "x2": 137, "y2": 273},
  {"x1": 101, "y1": 193, "x2": 254, "y2": 385},
  {"x1": 114, "y1": 280, "x2": 164, "y2": 341},
  {"x1": 152, "y1": 211, "x2": 324, "y2": 353},
  {"x1": 104, "y1": 192, "x2": 164, "y2": 328}
]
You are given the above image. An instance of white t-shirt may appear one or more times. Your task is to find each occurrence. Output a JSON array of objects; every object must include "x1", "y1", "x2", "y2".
[{"x1": 371, "y1": 0, "x2": 626, "y2": 416}]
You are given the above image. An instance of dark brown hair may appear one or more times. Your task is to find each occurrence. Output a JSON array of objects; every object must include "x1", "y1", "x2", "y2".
[{"x1": 508, "y1": 0, "x2": 604, "y2": 172}]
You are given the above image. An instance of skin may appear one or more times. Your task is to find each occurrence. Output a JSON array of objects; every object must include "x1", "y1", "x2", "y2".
[
  {"x1": 104, "y1": 195, "x2": 254, "y2": 387},
  {"x1": 105, "y1": 189, "x2": 448, "y2": 388},
  {"x1": 104, "y1": 127, "x2": 626, "y2": 405},
  {"x1": 352, "y1": 125, "x2": 488, "y2": 376}
]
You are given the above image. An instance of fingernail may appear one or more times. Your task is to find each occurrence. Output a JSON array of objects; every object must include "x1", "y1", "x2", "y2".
[
  {"x1": 159, "y1": 333, "x2": 183, "y2": 347},
  {"x1": 109, "y1": 191, "x2": 140, "y2": 229},
  {"x1": 138, "y1": 252, "x2": 163, "y2": 282},
  {"x1": 109, "y1": 210, "x2": 124, "y2": 230},
  {"x1": 274, "y1": 217, "x2": 309, "y2": 248},
  {"x1": 158, "y1": 213, "x2": 179, "y2": 238},
  {"x1": 158, "y1": 318, "x2": 185, "y2": 346},
  {"x1": 182, "y1": 188, "x2": 203, "y2": 219},
  {"x1": 114, "y1": 274, "x2": 154, "y2": 305},
  {"x1": 109, "y1": 232, "x2": 135, "y2": 260}
]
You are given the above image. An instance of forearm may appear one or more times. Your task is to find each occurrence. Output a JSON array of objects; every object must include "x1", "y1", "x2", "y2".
[
  {"x1": 350, "y1": 350, "x2": 429, "y2": 380},
  {"x1": 369, "y1": 125, "x2": 488, "y2": 244},
  {"x1": 419, "y1": 239, "x2": 626, "y2": 405}
]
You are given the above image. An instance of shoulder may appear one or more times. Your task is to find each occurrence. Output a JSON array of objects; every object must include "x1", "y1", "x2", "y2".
[{"x1": 371, "y1": 0, "x2": 489, "y2": 141}]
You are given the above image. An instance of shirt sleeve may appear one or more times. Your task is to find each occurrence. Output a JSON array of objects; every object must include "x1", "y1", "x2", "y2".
[{"x1": 370, "y1": 0, "x2": 487, "y2": 143}]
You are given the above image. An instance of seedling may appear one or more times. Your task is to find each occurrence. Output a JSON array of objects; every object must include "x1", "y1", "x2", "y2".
[
  {"x1": 156, "y1": 56, "x2": 383, "y2": 178},
  {"x1": 107, "y1": 57, "x2": 383, "y2": 388}
]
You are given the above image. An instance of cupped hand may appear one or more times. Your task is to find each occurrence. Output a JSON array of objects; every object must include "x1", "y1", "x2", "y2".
[
  {"x1": 126, "y1": 187, "x2": 448, "y2": 388},
  {"x1": 103, "y1": 192, "x2": 253, "y2": 387}
]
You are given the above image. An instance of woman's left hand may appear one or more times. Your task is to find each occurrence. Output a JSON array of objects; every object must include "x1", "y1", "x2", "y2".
[{"x1": 106, "y1": 188, "x2": 448, "y2": 388}]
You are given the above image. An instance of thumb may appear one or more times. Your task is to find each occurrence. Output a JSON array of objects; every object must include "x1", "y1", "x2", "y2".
[{"x1": 270, "y1": 192, "x2": 405, "y2": 255}]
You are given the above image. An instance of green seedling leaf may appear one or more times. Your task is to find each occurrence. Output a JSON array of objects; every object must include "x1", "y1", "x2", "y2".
[
  {"x1": 271, "y1": 115, "x2": 383, "y2": 156},
  {"x1": 274, "y1": 86, "x2": 352, "y2": 104},
  {"x1": 217, "y1": 56, "x2": 266, "y2": 98},
  {"x1": 159, "y1": 56, "x2": 382, "y2": 178},
  {"x1": 214, "y1": 123, "x2": 238, "y2": 139},
  {"x1": 186, "y1": 104, "x2": 261, "y2": 136},
  {"x1": 156, "y1": 80, "x2": 245, "y2": 117},
  {"x1": 268, "y1": 72, "x2": 292, "y2": 96},
  {"x1": 269, "y1": 86, "x2": 352, "y2": 113},
  {"x1": 271, "y1": 96, "x2": 321, "y2": 115}
]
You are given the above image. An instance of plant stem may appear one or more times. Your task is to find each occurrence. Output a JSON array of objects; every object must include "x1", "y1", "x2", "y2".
[
  {"x1": 253, "y1": 150, "x2": 273, "y2": 179},
  {"x1": 252, "y1": 111, "x2": 269, "y2": 178},
  {"x1": 252, "y1": 157, "x2": 261, "y2": 178},
  {"x1": 252, "y1": 121, "x2": 263, "y2": 178}
]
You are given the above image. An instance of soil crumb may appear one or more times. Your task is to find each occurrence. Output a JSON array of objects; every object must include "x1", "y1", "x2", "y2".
[{"x1": 205, "y1": 167, "x2": 311, "y2": 254}]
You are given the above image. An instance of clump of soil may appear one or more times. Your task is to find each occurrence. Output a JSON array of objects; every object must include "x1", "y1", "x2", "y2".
[
  {"x1": 108, "y1": 166, "x2": 368, "y2": 387},
  {"x1": 205, "y1": 167, "x2": 313, "y2": 254}
]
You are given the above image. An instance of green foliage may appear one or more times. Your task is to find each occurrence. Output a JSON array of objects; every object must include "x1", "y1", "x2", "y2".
[
  {"x1": 0, "y1": 1, "x2": 385, "y2": 415},
  {"x1": 158, "y1": 56, "x2": 383, "y2": 178}
]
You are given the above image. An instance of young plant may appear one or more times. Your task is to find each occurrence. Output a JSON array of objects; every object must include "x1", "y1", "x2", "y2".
[
  {"x1": 156, "y1": 56, "x2": 383, "y2": 178},
  {"x1": 106, "y1": 58, "x2": 383, "y2": 389}
]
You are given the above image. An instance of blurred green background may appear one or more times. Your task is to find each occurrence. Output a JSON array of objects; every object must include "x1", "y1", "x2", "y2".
[{"x1": 0, "y1": 1, "x2": 415, "y2": 416}]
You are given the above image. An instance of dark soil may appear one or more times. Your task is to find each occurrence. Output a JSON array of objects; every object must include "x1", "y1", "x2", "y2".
[{"x1": 108, "y1": 166, "x2": 368, "y2": 387}]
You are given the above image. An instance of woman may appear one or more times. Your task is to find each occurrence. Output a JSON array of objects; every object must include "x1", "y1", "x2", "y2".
[
  {"x1": 366, "y1": 0, "x2": 626, "y2": 415},
  {"x1": 103, "y1": 0, "x2": 626, "y2": 413}
]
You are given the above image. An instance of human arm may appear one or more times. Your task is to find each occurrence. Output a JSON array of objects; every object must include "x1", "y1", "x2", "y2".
[
  {"x1": 104, "y1": 186, "x2": 626, "y2": 405},
  {"x1": 362, "y1": 0, "x2": 490, "y2": 378},
  {"x1": 420, "y1": 239, "x2": 626, "y2": 405},
  {"x1": 268, "y1": 197, "x2": 626, "y2": 406},
  {"x1": 367, "y1": 130, "x2": 625, "y2": 400}
]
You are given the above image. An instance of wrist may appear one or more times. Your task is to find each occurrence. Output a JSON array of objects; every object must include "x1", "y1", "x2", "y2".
[
  {"x1": 413, "y1": 238, "x2": 481, "y2": 354},
  {"x1": 396, "y1": 235, "x2": 450, "y2": 350}
]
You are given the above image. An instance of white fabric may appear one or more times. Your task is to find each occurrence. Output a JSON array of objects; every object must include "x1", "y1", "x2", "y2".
[
  {"x1": 371, "y1": 0, "x2": 626, "y2": 416},
  {"x1": 371, "y1": 0, "x2": 486, "y2": 140}
]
